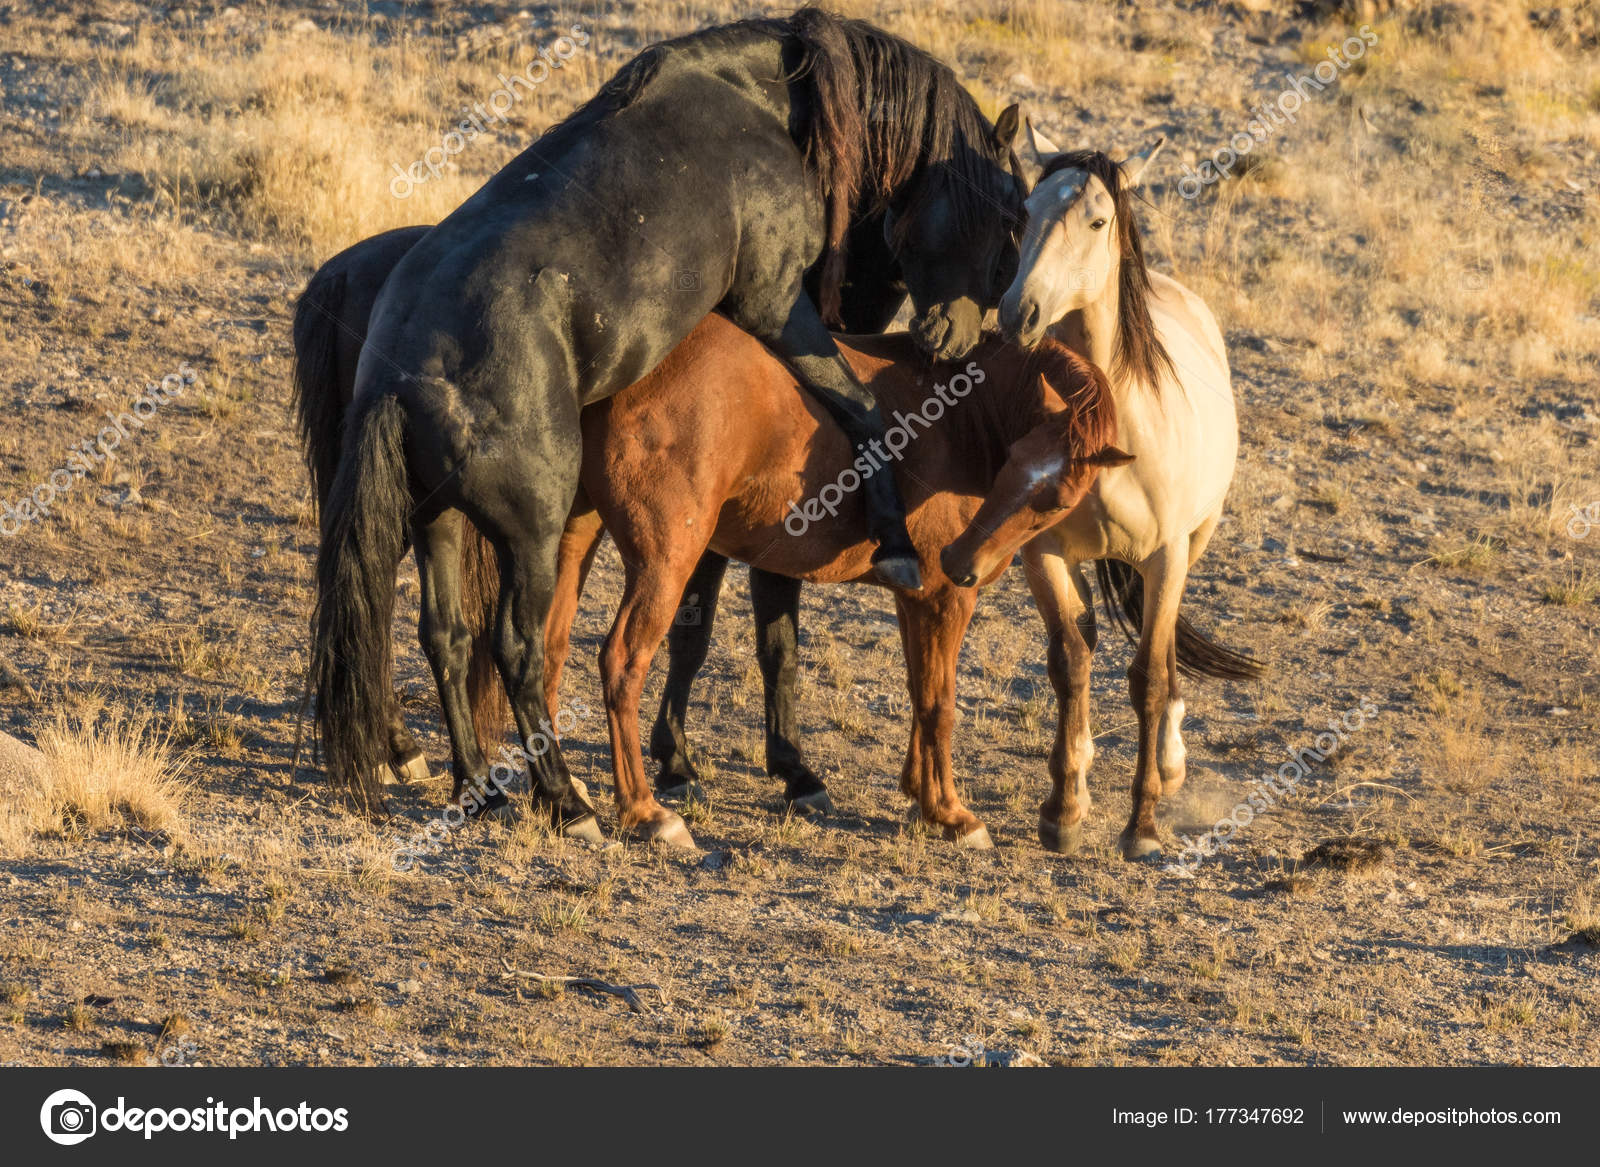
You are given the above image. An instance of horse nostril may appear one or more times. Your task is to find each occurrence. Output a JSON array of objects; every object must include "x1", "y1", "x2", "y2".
[
  {"x1": 957, "y1": 572, "x2": 977, "y2": 588},
  {"x1": 1022, "y1": 300, "x2": 1041, "y2": 338}
]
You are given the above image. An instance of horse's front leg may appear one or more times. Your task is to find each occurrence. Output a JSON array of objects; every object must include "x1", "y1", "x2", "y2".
[
  {"x1": 648, "y1": 551, "x2": 729, "y2": 802},
  {"x1": 1123, "y1": 544, "x2": 1189, "y2": 860},
  {"x1": 896, "y1": 590, "x2": 990, "y2": 848},
  {"x1": 1021, "y1": 538, "x2": 1097, "y2": 855}
]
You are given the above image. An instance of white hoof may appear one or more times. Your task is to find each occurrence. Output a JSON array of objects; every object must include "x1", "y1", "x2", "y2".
[
  {"x1": 1120, "y1": 832, "x2": 1162, "y2": 861},
  {"x1": 561, "y1": 814, "x2": 605, "y2": 845},
  {"x1": 631, "y1": 812, "x2": 698, "y2": 851},
  {"x1": 953, "y1": 824, "x2": 994, "y2": 850}
]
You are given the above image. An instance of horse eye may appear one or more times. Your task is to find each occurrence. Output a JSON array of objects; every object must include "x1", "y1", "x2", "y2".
[{"x1": 1090, "y1": 218, "x2": 1108, "y2": 231}]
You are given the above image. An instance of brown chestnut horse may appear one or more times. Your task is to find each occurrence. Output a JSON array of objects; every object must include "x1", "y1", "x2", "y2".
[{"x1": 536, "y1": 315, "x2": 1128, "y2": 848}]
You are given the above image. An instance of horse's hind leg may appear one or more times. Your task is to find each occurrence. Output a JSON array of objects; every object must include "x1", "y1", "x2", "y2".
[
  {"x1": 490, "y1": 521, "x2": 603, "y2": 843},
  {"x1": 1123, "y1": 543, "x2": 1189, "y2": 860},
  {"x1": 411, "y1": 510, "x2": 505, "y2": 815},
  {"x1": 648, "y1": 551, "x2": 729, "y2": 802},
  {"x1": 750, "y1": 568, "x2": 832, "y2": 815},
  {"x1": 602, "y1": 554, "x2": 703, "y2": 848},
  {"x1": 1022, "y1": 537, "x2": 1096, "y2": 856},
  {"x1": 383, "y1": 701, "x2": 430, "y2": 786},
  {"x1": 1159, "y1": 512, "x2": 1222, "y2": 798},
  {"x1": 543, "y1": 507, "x2": 604, "y2": 717}
]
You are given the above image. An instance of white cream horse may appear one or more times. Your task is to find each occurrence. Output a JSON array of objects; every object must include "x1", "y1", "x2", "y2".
[{"x1": 997, "y1": 124, "x2": 1258, "y2": 860}]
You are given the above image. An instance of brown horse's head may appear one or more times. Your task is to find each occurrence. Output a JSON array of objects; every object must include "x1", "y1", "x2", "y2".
[{"x1": 939, "y1": 427, "x2": 1132, "y2": 587}]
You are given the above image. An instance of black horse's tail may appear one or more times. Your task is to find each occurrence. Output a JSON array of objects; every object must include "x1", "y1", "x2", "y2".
[
  {"x1": 1093, "y1": 558, "x2": 1264, "y2": 681},
  {"x1": 312, "y1": 393, "x2": 411, "y2": 809},
  {"x1": 291, "y1": 267, "x2": 348, "y2": 512}
]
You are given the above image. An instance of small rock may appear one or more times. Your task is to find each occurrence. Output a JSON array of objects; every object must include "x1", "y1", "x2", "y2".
[{"x1": 88, "y1": 21, "x2": 134, "y2": 44}]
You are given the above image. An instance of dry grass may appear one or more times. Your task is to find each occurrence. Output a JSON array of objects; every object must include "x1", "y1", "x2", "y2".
[{"x1": 1, "y1": 715, "x2": 189, "y2": 852}]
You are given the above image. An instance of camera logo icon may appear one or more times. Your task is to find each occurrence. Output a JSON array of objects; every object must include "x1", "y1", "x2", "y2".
[{"x1": 40, "y1": 1089, "x2": 97, "y2": 1145}]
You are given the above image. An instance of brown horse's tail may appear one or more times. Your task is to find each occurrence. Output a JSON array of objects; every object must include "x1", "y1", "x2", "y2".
[
  {"x1": 1093, "y1": 559, "x2": 1264, "y2": 681},
  {"x1": 461, "y1": 531, "x2": 510, "y2": 757}
]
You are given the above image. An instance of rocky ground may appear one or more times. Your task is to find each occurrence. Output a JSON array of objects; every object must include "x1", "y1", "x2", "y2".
[{"x1": 0, "y1": 0, "x2": 1596, "y2": 1066}]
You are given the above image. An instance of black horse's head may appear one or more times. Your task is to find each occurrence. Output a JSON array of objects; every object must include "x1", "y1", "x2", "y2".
[
  {"x1": 886, "y1": 103, "x2": 1026, "y2": 361},
  {"x1": 790, "y1": 8, "x2": 1026, "y2": 361}
]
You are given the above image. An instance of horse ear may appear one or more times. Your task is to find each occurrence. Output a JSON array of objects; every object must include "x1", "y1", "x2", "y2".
[
  {"x1": 993, "y1": 103, "x2": 1021, "y2": 151},
  {"x1": 1082, "y1": 446, "x2": 1135, "y2": 468},
  {"x1": 1117, "y1": 137, "x2": 1166, "y2": 190},
  {"x1": 1026, "y1": 117, "x2": 1062, "y2": 157},
  {"x1": 1018, "y1": 116, "x2": 1058, "y2": 189}
]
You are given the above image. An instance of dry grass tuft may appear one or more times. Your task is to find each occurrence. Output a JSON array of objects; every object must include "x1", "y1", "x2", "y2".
[{"x1": 1, "y1": 716, "x2": 189, "y2": 853}]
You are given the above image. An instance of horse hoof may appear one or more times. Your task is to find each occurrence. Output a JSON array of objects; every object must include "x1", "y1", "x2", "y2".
[
  {"x1": 789, "y1": 788, "x2": 835, "y2": 817},
  {"x1": 560, "y1": 813, "x2": 606, "y2": 845},
  {"x1": 659, "y1": 781, "x2": 707, "y2": 805},
  {"x1": 1039, "y1": 818, "x2": 1083, "y2": 856},
  {"x1": 873, "y1": 553, "x2": 924, "y2": 592},
  {"x1": 390, "y1": 748, "x2": 431, "y2": 786},
  {"x1": 1120, "y1": 833, "x2": 1162, "y2": 861},
  {"x1": 951, "y1": 823, "x2": 994, "y2": 850},
  {"x1": 480, "y1": 798, "x2": 519, "y2": 825},
  {"x1": 631, "y1": 812, "x2": 697, "y2": 850}
]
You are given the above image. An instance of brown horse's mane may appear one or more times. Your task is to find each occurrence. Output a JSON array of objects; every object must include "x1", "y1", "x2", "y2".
[
  {"x1": 865, "y1": 333, "x2": 1116, "y2": 485},
  {"x1": 1038, "y1": 150, "x2": 1174, "y2": 392}
]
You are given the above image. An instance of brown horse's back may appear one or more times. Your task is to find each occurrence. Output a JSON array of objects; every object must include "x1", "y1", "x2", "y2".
[{"x1": 579, "y1": 316, "x2": 1073, "y2": 588}]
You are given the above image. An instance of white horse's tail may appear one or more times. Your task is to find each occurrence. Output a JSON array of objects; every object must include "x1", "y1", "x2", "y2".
[{"x1": 1094, "y1": 559, "x2": 1263, "y2": 681}]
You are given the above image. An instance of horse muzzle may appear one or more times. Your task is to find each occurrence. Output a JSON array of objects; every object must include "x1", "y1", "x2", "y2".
[
  {"x1": 939, "y1": 545, "x2": 979, "y2": 589},
  {"x1": 998, "y1": 290, "x2": 1044, "y2": 348}
]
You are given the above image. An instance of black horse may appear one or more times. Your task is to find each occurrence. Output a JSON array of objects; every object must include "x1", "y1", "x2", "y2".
[{"x1": 312, "y1": 10, "x2": 1024, "y2": 840}]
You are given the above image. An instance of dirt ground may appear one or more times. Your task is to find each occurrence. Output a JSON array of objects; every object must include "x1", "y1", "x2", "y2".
[{"x1": 0, "y1": 0, "x2": 1597, "y2": 1066}]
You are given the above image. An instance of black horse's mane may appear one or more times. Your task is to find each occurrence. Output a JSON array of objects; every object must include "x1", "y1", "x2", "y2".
[
  {"x1": 530, "y1": 7, "x2": 1017, "y2": 323},
  {"x1": 785, "y1": 7, "x2": 1020, "y2": 320}
]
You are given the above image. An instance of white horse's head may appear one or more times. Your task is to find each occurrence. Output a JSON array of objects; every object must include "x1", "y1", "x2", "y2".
[{"x1": 999, "y1": 122, "x2": 1164, "y2": 349}]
